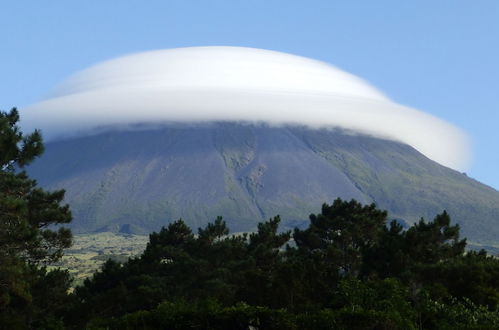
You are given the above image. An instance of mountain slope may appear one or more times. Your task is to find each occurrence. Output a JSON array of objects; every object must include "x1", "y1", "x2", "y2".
[
  {"x1": 294, "y1": 128, "x2": 499, "y2": 243},
  {"x1": 28, "y1": 123, "x2": 499, "y2": 245}
]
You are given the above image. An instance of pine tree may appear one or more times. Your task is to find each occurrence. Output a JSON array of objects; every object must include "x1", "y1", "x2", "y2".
[
  {"x1": 294, "y1": 199, "x2": 387, "y2": 278},
  {"x1": 0, "y1": 108, "x2": 72, "y2": 325}
]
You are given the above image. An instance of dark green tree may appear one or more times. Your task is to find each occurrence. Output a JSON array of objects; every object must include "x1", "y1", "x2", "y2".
[
  {"x1": 285, "y1": 199, "x2": 387, "y2": 308},
  {"x1": 293, "y1": 199, "x2": 387, "y2": 278},
  {"x1": 363, "y1": 211, "x2": 466, "y2": 282},
  {"x1": 405, "y1": 211, "x2": 466, "y2": 264},
  {"x1": 418, "y1": 250, "x2": 499, "y2": 309},
  {"x1": 0, "y1": 107, "x2": 72, "y2": 326},
  {"x1": 238, "y1": 216, "x2": 291, "y2": 307},
  {"x1": 142, "y1": 219, "x2": 195, "y2": 262}
]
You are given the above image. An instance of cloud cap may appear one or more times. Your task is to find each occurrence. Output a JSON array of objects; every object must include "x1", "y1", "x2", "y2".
[{"x1": 22, "y1": 46, "x2": 471, "y2": 171}]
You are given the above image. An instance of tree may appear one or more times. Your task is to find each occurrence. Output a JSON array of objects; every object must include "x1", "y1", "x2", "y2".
[
  {"x1": 293, "y1": 199, "x2": 387, "y2": 278},
  {"x1": 238, "y1": 216, "x2": 291, "y2": 307},
  {"x1": 284, "y1": 199, "x2": 388, "y2": 308},
  {"x1": 363, "y1": 211, "x2": 467, "y2": 282},
  {"x1": 142, "y1": 219, "x2": 195, "y2": 263},
  {"x1": 404, "y1": 211, "x2": 466, "y2": 264},
  {"x1": 0, "y1": 107, "x2": 72, "y2": 325}
]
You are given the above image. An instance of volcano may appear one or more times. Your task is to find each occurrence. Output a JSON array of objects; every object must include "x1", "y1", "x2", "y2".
[
  {"x1": 22, "y1": 47, "x2": 496, "y2": 246},
  {"x1": 27, "y1": 123, "x2": 499, "y2": 247}
]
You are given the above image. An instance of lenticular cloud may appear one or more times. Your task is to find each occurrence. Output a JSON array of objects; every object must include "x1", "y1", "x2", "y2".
[{"x1": 22, "y1": 46, "x2": 470, "y2": 171}]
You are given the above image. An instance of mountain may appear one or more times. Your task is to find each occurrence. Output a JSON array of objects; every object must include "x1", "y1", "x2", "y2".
[{"x1": 27, "y1": 123, "x2": 499, "y2": 246}]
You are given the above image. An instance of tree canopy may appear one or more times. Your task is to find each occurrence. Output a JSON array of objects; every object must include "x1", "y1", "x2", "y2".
[
  {"x1": 67, "y1": 199, "x2": 499, "y2": 329},
  {"x1": 0, "y1": 107, "x2": 72, "y2": 328}
]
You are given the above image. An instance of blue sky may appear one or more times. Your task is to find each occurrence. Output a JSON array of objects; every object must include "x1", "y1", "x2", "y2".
[{"x1": 1, "y1": 1, "x2": 498, "y2": 188}]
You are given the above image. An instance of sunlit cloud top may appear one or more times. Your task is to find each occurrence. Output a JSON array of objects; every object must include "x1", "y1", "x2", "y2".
[{"x1": 22, "y1": 46, "x2": 471, "y2": 170}]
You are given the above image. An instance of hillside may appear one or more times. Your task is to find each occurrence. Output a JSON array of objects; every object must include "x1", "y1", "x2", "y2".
[{"x1": 28, "y1": 123, "x2": 499, "y2": 245}]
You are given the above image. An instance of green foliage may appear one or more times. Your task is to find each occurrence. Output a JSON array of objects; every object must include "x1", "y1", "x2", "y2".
[
  {"x1": 70, "y1": 215, "x2": 291, "y2": 323},
  {"x1": 285, "y1": 199, "x2": 388, "y2": 307},
  {"x1": 88, "y1": 299, "x2": 418, "y2": 330},
  {"x1": 363, "y1": 211, "x2": 466, "y2": 282},
  {"x1": 420, "y1": 295, "x2": 499, "y2": 329},
  {"x1": 0, "y1": 108, "x2": 43, "y2": 170},
  {"x1": 87, "y1": 297, "x2": 430, "y2": 330},
  {"x1": 294, "y1": 199, "x2": 387, "y2": 277},
  {"x1": 405, "y1": 211, "x2": 466, "y2": 264},
  {"x1": 417, "y1": 251, "x2": 499, "y2": 308},
  {"x1": 339, "y1": 279, "x2": 417, "y2": 328},
  {"x1": 65, "y1": 199, "x2": 499, "y2": 329},
  {"x1": 0, "y1": 108, "x2": 73, "y2": 328},
  {"x1": 87, "y1": 300, "x2": 294, "y2": 330}
]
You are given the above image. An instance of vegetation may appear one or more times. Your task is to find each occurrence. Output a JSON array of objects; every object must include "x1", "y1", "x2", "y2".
[
  {"x1": 49, "y1": 232, "x2": 148, "y2": 287},
  {"x1": 2, "y1": 108, "x2": 499, "y2": 329},
  {"x1": 61, "y1": 201, "x2": 499, "y2": 329},
  {"x1": 0, "y1": 108, "x2": 72, "y2": 328}
]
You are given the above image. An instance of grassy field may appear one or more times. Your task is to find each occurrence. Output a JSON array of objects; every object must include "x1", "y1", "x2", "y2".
[{"x1": 50, "y1": 232, "x2": 149, "y2": 286}]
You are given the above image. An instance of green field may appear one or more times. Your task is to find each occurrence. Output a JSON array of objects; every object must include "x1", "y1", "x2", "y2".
[{"x1": 49, "y1": 232, "x2": 148, "y2": 286}]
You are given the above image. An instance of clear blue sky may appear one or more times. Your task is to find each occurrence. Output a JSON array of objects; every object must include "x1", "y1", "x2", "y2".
[{"x1": 1, "y1": 1, "x2": 498, "y2": 189}]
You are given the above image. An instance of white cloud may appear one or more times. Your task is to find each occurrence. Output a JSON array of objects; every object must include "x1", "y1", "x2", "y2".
[{"x1": 21, "y1": 46, "x2": 471, "y2": 171}]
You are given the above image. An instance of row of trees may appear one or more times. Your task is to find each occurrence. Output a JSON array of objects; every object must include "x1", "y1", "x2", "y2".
[
  {"x1": 1, "y1": 107, "x2": 499, "y2": 329},
  {"x1": 70, "y1": 202, "x2": 499, "y2": 329}
]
